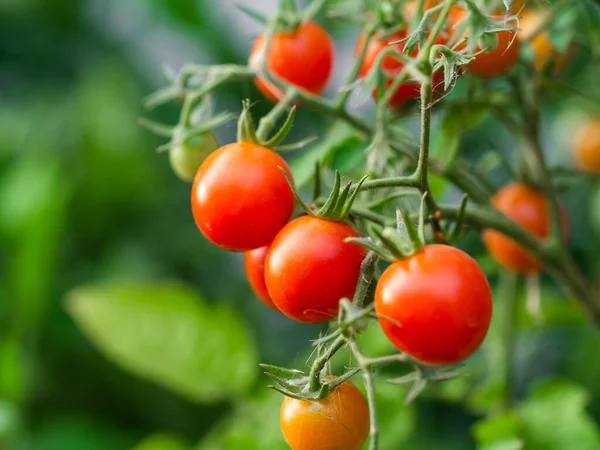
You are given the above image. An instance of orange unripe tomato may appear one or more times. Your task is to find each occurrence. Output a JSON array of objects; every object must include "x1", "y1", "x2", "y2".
[
  {"x1": 483, "y1": 182, "x2": 568, "y2": 274},
  {"x1": 573, "y1": 119, "x2": 600, "y2": 174},
  {"x1": 244, "y1": 245, "x2": 278, "y2": 310},
  {"x1": 518, "y1": 8, "x2": 569, "y2": 72},
  {"x1": 249, "y1": 21, "x2": 334, "y2": 103},
  {"x1": 280, "y1": 380, "x2": 370, "y2": 450}
]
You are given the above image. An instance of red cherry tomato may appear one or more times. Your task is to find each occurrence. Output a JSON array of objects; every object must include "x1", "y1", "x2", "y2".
[
  {"x1": 375, "y1": 244, "x2": 493, "y2": 365},
  {"x1": 573, "y1": 119, "x2": 600, "y2": 174},
  {"x1": 191, "y1": 142, "x2": 294, "y2": 251},
  {"x1": 280, "y1": 379, "x2": 370, "y2": 450},
  {"x1": 244, "y1": 245, "x2": 278, "y2": 310},
  {"x1": 356, "y1": 30, "x2": 445, "y2": 109},
  {"x1": 483, "y1": 182, "x2": 568, "y2": 274},
  {"x1": 249, "y1": 21, "x2": 334, "y2": 103},
  {"x1": 458, "y1": 10, "x2": 520, "y2": 78},
  {"x1": 265, "y1": 216, "x2": 366, "y2": 323}
]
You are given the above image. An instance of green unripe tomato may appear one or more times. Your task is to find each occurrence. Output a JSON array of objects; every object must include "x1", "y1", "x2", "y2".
[{"x1": 169, "y1": 130, "x2": 219, "y2": 182}]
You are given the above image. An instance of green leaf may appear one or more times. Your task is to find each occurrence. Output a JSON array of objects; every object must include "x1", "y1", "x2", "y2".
[
  {"x1": 481, "y1": 438, "x2": 524, "y2": 450},
  {"x1": 473, "y1": 411, "x2": 521, "y2": 446},
  {"x1": 290, "y1": 122, "x2": 363, "y2": 188},
  {"x1": 431, "y1": 103, "x2": 489, "y2": 170},
  {"x1": 0, "y1": 400, "x2": 19, "y2": 442},
  {"x1": 520, "y1": 379, "x2": 600, "y2": 450},
  {"x1": 132, "y1": 434, "x2": 191, "y2": 450},
  {"x1": 66, "y1": 282, "x2": 258, "y2": 403}
]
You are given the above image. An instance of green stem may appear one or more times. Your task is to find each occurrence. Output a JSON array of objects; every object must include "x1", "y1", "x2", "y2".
[
  {"x1": 256, "y1": 89, "x2": 298, "y2": 141},
  {"x1": 354, "y1": 252, "x2": 379, "y2": 309},
  {"x1": 308, "y1": 335, "x2": 346, "y2": 392},
  {"x1": 346, "y1": 338, "x2": 379, "y2": 450},
  {"x1": 364, "y1": 371, "x2": 379, "y2": 450}
]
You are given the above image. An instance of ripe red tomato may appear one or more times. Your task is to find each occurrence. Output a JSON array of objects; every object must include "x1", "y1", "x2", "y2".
[
  {"x1": 573, "y1": 119, "x2": 600, "y2": 173},
  {"x1": 265, "y1": 216, "x2": 366, "y2": 323},
  {"x1": 244, "y1": 245, "x2": 278, "y2": 310},
  {"x1": 356, "y1": 30, "x2": 445, "y2": 109},
  {"x1": 249, "y1": 21, "x2": 334, "y2": 103},
  {"x1": 454, "y1": 9, "x2": 520, "y2": 78},
  {"x1": 375, "y1": 244, "x2": 492, "y2": 365},
  {"x1": 191, "y1": 142, "x2": 294, "y2": 251},
  {"x1": 483, "y1": 182, "x2": 568, "y2": 274},
  {"x1": 280, "y1": 379, "x2": 369, "y2": 450}
]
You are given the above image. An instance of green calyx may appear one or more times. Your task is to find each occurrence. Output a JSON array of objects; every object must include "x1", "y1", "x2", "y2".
[
  {"x1": 237, "y1": 99, "x2": 300, "y2": 149},
  {"x1": 138, "y1": 94, "x2": 235, "y2": 181},
  {"x1": 140, "y1": 94, "x2": 234, "y2": 153},
  {"x1": 260, "y1": 363, "x2": 359, "y2": 401},
  {"x1": 280, "y1": 167, "x2": 368, "y2": 222},
  {"x1": 348, "y1": 193, "x2": 471, "y2": 261},
  {"x1": 347, "y1": 193, "x2": 429, "y2": 262}
]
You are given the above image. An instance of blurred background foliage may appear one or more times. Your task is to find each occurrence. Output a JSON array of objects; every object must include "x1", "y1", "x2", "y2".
[{"x1": 1, "y1": 0, "x2": 600, "y2": 449}]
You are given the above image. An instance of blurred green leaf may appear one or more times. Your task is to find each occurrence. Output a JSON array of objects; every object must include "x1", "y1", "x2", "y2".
[
  {"x1": 0, "y1": 400, "x2": 19, "y2": 442},
  {"x1": 480, "y1": 438, "x2": 524, "y2": 450},
  {"x1": 290, "y1": 122, "x2": 363, "y2": 188},
  {"x1": 196, "y1": 385, "x2": 287, "y2": 450},
  {"x1": 473, "y1": 411, "x2": 521, "y2": 446},
  {"x1": 431, "y1": 103, "x2": 490, "y2": 169},
  {"x1": 66, "y1": 282, "x2": 258, "y2": 403},
  {"x1": 520, "y1": 378, "x2": 600, "y2": 449},
  {"x1": 132, "y1": 434, "x2": 190, "y2": 450},
  {"x1": 0, "y1": 338, "x2": 25, "y2": 403},
  {"x1": 30, "y1": 416, "x2": 134, "y2": 450}
]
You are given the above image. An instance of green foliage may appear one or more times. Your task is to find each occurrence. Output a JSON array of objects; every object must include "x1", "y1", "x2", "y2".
[
  {"x1": 132, "y1": 434, "x2": 191, "y2": 450},
  {"x1": 66, "y1": 282, "x2": 258, "y2": 403}
]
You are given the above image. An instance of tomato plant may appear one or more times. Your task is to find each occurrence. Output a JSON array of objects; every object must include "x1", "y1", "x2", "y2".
[
  {"x1": 137, "y1": 0, "x2": 600, "y2": 448},
  {"x1": 280, "y1": 379, "x2": 369, "y2": 450},
  {"x1": 245, "y1": 245, "x2": 278, "y2": 310},
  {"x1": 191, "y1": 142, "x2": 295, "y2": 251},
  {"x1": 250, "y1": 21, "x2": 334, "y2": 103},
  {"x1": 264, "y1": 216, "x2": 366, "y2": 324}
]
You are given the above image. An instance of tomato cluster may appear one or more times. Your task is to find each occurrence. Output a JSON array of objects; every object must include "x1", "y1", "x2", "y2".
[{"x1": 177, "y1": 4, "x2": 581, "y2": 449}]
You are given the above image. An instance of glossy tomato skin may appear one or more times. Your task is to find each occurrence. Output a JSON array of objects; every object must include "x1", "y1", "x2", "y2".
[
  {"x1": 191, "y1": 142, "x2": 294, "y2": 252},
  {"x1": 518, "y1": 9, "x2": 569, "y2": 72},
  {"x1": 483, "y1": 182, "x2": 568, "y2": 274},
  {"x1": 280, "y1": 380, "x2": 369, "y2": 450},
  {"x1": 169, "y1": 131, "x2": 219, "y2": 182},
  {"x1": 356, "y1": 30, "x2": 445, "y2": 109},
  {"x1": 574, "y1": 120, "x2": 600, "y2": 173},
  {"x1": 375, "y1": 244, "x2": 492, "y2": 365},
  {"x1": 249, "y1": 21, "x2": 334, "y2": 103},
  {"x1": 265, "y1": 216, "x2": 366, "y2": 323},
  {"x1": 244, "y1": 245, "x2": 278, "y2": 310}
]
